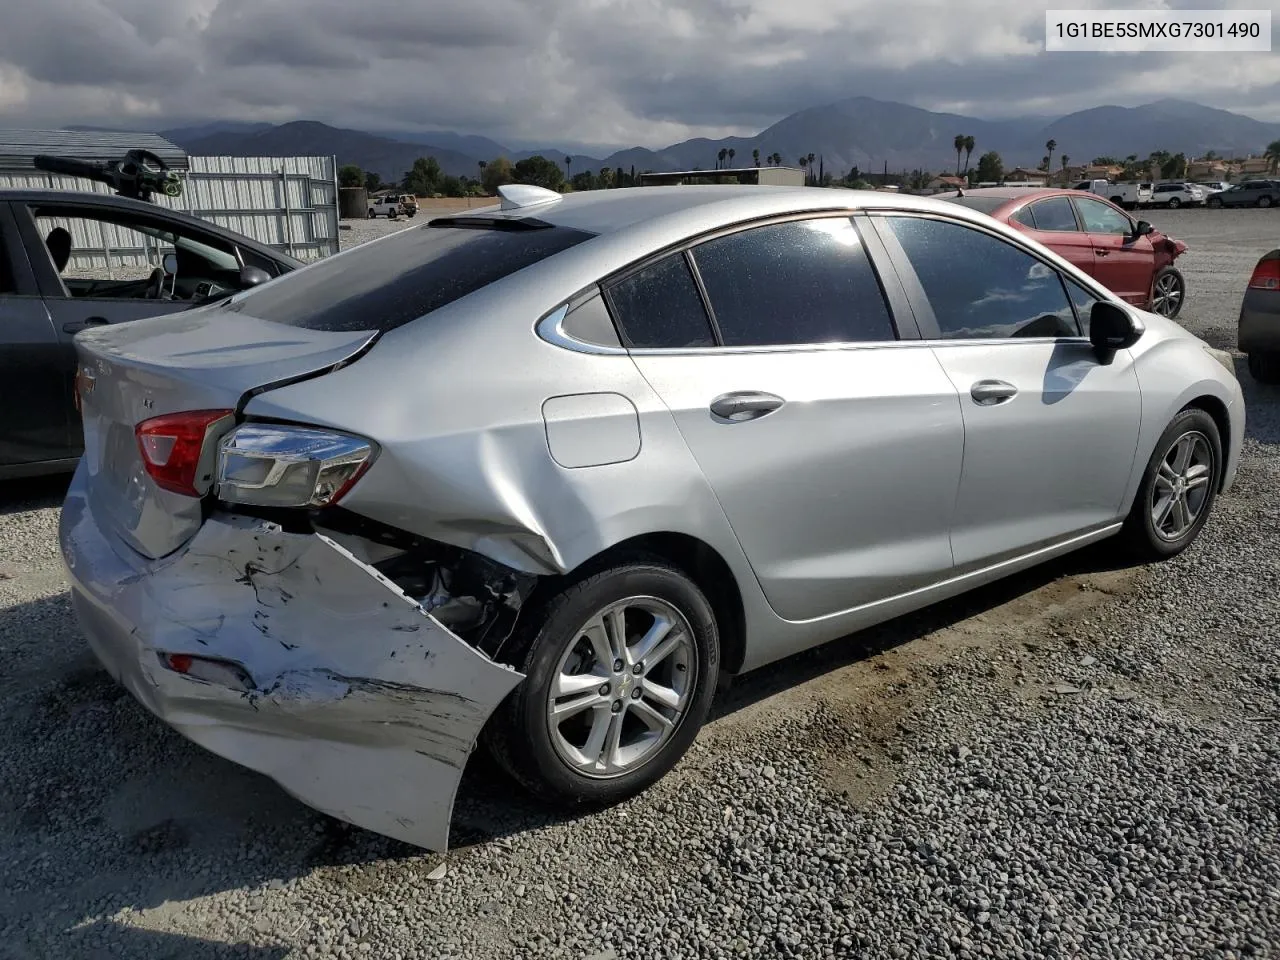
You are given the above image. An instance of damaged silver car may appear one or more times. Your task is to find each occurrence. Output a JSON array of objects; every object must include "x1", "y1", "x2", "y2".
[{"x1": 62, "y1": 182, "x2": 1244, "y2": 851}]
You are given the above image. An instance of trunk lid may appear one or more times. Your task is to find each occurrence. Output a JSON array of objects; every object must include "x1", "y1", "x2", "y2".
[{"x1": 75, "y1": 304, "x2": 377, "y2": 559}]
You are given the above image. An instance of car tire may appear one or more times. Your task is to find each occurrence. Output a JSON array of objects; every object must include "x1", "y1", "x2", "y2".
[
  {"x1": 1150, "y1": 266, "x2": 1185, "y2": 318},
  {"x1": 1260, "y1": 196, "x2": 1274, "y2": 209},
  {"x1": 484, "y1": 555, "x2": 720, "y2": 806},
  {"x1": 1167, "y1": 197, "x2": 1181, "y2": 209},
  {"x1": 1248, "y1": 352, "x2": 1280, "y2": 384},
  {"x1": 1120, "y1": 408, "x2": 1222, "y2": 563},
  {"x1": 1207, "y1": 197, "x2": 1223, "y2": 209},
  {"x1": 367, "y1": 209, "x2": 375, "y2": 218}
]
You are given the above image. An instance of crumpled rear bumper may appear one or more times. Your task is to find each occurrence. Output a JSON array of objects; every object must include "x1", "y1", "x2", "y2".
[{"x1": 58, "y1": 465, "x2": 524, "y2": 851}]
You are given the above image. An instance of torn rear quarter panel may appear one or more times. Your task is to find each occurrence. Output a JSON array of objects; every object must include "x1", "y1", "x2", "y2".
[{"x1": 61, "y1": 481, "x2": 524, "y2": 852}]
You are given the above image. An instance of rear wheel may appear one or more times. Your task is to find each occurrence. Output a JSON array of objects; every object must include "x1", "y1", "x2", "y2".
[
  {"x1": 1260, "y1": 195, "x2": 1274, "y2": 209},
  {"x1": 485, "y1": 557, "x2": 720, "y2": 806},
  {"x1": 1120, "y1": 408, "x2": 1221, "y2": 562},
  {"x1": 1248, "y1": 352, "x2": 1280, "y2": 384},
  {"x1": 1167, "y1": 197, "x2": 1181, "y2": 209},
  {"x1": 367, "y1": 209, "x2": 375, "y2": 218},
  {"x1": 1150, "y1": 267, "x2": 1185, "y2": 318}
]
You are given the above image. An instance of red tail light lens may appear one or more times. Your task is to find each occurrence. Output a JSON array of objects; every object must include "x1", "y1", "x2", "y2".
[
  {"x1": 1248, "y1": 258, "x2": 1280, "y2": 291},
  {"x1": 135, "y1": 409, "x2": 235, "y2": 497}
]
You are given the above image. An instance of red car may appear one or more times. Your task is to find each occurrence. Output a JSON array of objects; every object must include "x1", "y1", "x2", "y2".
[{"x1": 941, "y1": 188, "x2": 1188, "y2": 318}]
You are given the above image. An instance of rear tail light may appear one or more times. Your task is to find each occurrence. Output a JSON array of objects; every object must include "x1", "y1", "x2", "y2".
[
  {"x1": 215, "y1": 423, "x2": 375, "y2": 508},
  {"x1": 136, "y1": 409, "x2": 235, "y2": 497},
  {"x1": 1247, "y1": 257, "x2": 1280, "y2": 291}
]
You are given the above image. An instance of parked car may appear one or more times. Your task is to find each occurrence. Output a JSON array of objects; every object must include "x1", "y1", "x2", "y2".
[
  {"x1": 1207, "y1": 180, "x2": 1280, "y2": 208},
  {"x1": 1073, "y1": 179, "x2": 1154, "y2": 210},
  {"x1": 367, "y1": 195, "x2": 403, "y2": 218},
  {"x1": 61, "y1": 183, "x2": 1243, "y2": 852},
  {"x1": 397, "y1": 194, "x2": 419, "y2": 217},
  {"x1": 942, "y1": 187, "x2": 1188, "y2": 317},
  {"x1": 1195, "y1": 181, "x2": 1230, "y2": 196},
  {"x1": 1150, "y1": 182, "x2": 1205, "y2": 208},
  {"x1": 1239, "y1": 248, "x2": 1280, "y2": 383},
  {"x1": 0, "y1": 189, "x2": 301, "y2": 480}
]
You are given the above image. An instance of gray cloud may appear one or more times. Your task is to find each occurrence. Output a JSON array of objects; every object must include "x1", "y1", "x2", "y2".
[{"x1": 0, "y1": 0, "x2": 1276, "y2": 149}]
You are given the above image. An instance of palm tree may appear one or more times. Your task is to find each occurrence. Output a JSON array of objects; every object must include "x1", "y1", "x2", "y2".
[
  {"x1": 752, "y1": 148, "x2": 760, "y2": 167},
  {"x1": 1045, "y1": 139, "x2": 1057, "y2": 172},
  {"x1": 565, "y1": 156, "x2": 573, "y2": 180},
  {"x1": 727, "y1": 148, "x2": 736, "y2": 168},
  {"x1": 478, "y1": 160, "x2": 487, "y2": 178},
  {"x1": 962, "y1": 136, "x2": 976, "y2": 173},
  {"x1": 717, "y1": 148, "x2": 728, "y2": 169},
  {"x1": 1266, "y1": 140, "x2": 1280, "y2": 174},
  {"x1": 770, "y1": 152, "x2": 781, "y2": 167},
  {"x1": 954, "y1": 134, "x2": 965, "y2": 176},
  {"x1": 799, "y1": 157, "x2": 808, "y2": 181}
]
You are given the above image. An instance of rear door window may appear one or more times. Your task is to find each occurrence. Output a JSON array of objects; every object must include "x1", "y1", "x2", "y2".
[
  {"x1": 689, "y1": 217, "x2": 896, "y2": 346},
  {"x1": 1028, "y1": 197, "x2": 1080, "y2": 232},
  {"x1": 228, "y1": 221, "x2": 595, "y2": 332},
  {"x1": 606, "y1": 254, "x2": 715, "y2": 349}
]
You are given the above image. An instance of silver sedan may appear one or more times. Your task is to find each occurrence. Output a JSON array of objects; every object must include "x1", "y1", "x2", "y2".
[{"x1": 61, "y1": 183, "x2": 1245, "y2": 850}]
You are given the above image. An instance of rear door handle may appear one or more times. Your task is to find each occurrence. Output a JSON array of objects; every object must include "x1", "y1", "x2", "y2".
[
  {"x1": 710, "y1": 391, "x2": 784, "y2": 421},
  {"x1": 970, "y1": 380, "x2": 1018, "y2": 405},
  {"x1": 62, "y1": 317, "x2": 109, "y2": 334}
]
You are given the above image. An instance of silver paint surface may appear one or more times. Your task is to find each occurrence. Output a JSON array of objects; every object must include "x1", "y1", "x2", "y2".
[{"x1": 60, "y1": 465, "x2": 522, "y2": 851}]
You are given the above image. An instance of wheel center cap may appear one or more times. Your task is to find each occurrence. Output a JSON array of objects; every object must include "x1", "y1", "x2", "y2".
[{"x1": 618, "y1": 674, "x2": 634, "y2": 697}]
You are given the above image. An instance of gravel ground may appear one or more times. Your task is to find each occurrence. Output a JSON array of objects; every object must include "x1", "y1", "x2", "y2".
[{"x1": 1, "y1": 207, "x2": 1278, "y2": 960}]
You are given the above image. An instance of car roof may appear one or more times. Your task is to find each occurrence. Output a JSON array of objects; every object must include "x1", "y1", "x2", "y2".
[
  {"x1": 445, "y1": 184, "x2": 993, "y2": 238},
  {"x1": 0, "y1": 188, "x2": 304, "y2": 268},
  {"x1": 938, "y1": 187, "x2": 1077, "y2": 201}
]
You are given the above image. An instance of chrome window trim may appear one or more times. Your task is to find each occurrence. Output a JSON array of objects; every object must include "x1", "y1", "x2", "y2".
[{"x1": 535, "y1": 303, "x2": 629, "y2": 356}]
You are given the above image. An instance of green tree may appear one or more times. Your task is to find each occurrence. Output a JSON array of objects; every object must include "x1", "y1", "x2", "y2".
[
  {"x1": 1040, "y1": 156, "x2": 1050, "y2": 172},
  {"x1": 436, "y1": 174, "x2": 465, "y2": 197},
  {"x1": 1045, "y1": 139, "x2": 1057, "y2": 172},
  {"x1": 402, "y1": 156, "x2": 442, "y2": 195},
  {"x1": 338, "y1": 164, "x2": 364, "y2": 188},
  {"x1": 1161, "y1": 152, "x2": 1188, "y2": 180},
  {"x1": 1266, "y1": 140, "x2": 1280, "y2": 174},
  {"x1": 962, "y1": 136, "x2": 976, "y2": 173},
  {"x1": 564, "y1": 155, "x2": 573, "y2": 180},
  {"x1": 770, "y1": 152, "x2": 781, "y2": 167},
  {"x1": 364, "y1": 171, "x2": 382, "y2": 193},
  {"x1": 717, "y1": 148, "x2": 728, "y2": 169},
  {"x1": 598, "y1": 166, "x2": 615, "y2": 189},
  {"x1": 571, "y1": 170, "x2": 596, "y2": 192},
  {"x1": 481, "y1": 156, "x2": 514, "y2": 194},
  {"x1": 975, "y1": 151, "x2": 1004, "y2": 182},
  {"x1": 798, "y1": 157, "x2": 808, "y2": 180},
  {"x1": 752, "y1": 148, "x2": 760, "y2": 167},
  {"x1": 727, "y1": 148, "x2": 736, "y2": 168},
  {"x1": 954, "y1": 134, "x2": 965, "y2": 176},
  {"x1": 513, "y1": 155, "x2": 565, "y2": 190}
]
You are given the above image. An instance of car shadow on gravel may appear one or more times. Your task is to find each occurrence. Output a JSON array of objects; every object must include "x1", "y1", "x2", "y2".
[
  {"x1": 12, "y1": 925, "x2": 292, "y2": 960},
  {"x1": 0, "y1": 473, "x2": 71, "y2": 515}
]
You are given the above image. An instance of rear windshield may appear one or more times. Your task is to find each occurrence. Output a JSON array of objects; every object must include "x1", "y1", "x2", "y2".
[
  {"x1": 937, "y1": 195, "x2": 1006, "y2": 214},
  {"x1": 226, "y1": 221, "x2": 595, "y2": 332}
]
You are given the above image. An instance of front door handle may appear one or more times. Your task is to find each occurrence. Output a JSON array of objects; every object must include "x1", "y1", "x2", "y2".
[
  {"x1": 62, "y1": 317, "x2": 109, "y2": 334},
  {"x1": 710, "y1": 391, "x2": 784, "y2": 421},
  {"x1": 1095, "y1": 249, "x2": 1110, "y2": 256},
  {"x1": 970, "y1": 380, "x2": 1018, "y2": 406}
]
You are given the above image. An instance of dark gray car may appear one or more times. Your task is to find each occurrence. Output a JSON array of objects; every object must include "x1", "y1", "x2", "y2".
[
  {"x1": 1206, "y1": 180, "x2": 1280, "y2": 208},
  {"x1": 0, "y1": 190, "x2": 302, "y2": 478}
]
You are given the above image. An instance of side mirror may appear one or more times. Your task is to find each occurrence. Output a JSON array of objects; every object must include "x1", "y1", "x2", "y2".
[
  {"x1": 1090, "y1": 300, "x2": 1143, "y2": 362},
  {"x1": 238, "y1": 265, "x2": 272, "y2": 289},
  {"x1": 1133, "y1": 220, "x2": 1153, "y2": 237},
  {"x1": 162, "y1": 253, "x2": 178, "y2": 275}
]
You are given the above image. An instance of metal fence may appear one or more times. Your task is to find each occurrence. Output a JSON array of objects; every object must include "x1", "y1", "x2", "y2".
[{"x1": 0, "y1": 155, "x2": 340, "y2": 270}]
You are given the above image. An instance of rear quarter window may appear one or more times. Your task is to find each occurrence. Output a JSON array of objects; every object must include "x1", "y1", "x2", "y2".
[{"x1": 227, "y1": 222, "x2": 595, "y2": 332}]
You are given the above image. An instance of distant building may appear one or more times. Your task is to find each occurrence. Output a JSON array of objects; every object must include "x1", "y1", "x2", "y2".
[
  {"x1": 1006, "y1": 167, "x2": 1048, "y2": 184},
  {"x1": 1186, "y1": 159, "x2": 1229, "y2": 180},
  {"x1": 638, "y1": 166, "x2": 806, "y2": 187},
  {"x1": 926, "y1": 175, "x2": 967, "y2": 192}
]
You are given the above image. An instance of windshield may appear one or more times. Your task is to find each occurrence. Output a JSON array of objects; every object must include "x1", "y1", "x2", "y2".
[{"x1": 226, "y1": 221, "x2": 595, "y2": 332}]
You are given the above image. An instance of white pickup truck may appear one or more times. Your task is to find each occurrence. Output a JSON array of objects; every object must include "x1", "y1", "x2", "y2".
[{"x1": 1072, "y1": 179, "x2": 1154, "y2": 210}]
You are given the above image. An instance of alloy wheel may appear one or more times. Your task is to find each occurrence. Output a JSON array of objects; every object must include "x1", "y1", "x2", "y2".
[
  {"x1": 1149, "y1": 431, "x2": 1213, "y2": 541},
  {"x1": 547, "y1": 597, "x2": 697, "y2": 779},
  {"x1": 1151, "y1": 272, "x2": 1183, "y2": 317}
]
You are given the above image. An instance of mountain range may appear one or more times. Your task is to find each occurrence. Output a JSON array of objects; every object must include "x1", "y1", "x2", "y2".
[{"x1": 155, "y1": 97, "x2": 1280, "y2": 183}]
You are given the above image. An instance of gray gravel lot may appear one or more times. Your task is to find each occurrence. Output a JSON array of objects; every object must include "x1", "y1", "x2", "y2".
[{"x1": 1, "y1": 208, "x2": 1277, "y2": 960}]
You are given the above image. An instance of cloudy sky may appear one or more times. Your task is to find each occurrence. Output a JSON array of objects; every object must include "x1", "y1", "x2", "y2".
[{"x1": 0, "y1": 0, "x2": 1277, "y2": 150}]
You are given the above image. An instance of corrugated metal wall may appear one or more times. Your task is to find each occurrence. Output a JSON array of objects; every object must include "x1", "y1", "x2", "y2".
[{"x1": 0, "y1": 155, "x2": 339, "y2": 265}]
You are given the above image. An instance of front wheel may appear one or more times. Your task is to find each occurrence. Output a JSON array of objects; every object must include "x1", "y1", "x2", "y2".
[
  {"x1": 1120, "y1": 408, "x2": 1222, "y2": 562},
  {"x1": 485, "y1": 557, "x2": 720, "y2": 806},
  {"x1": 1150, "y1": 266, "x2": 1185, "y2": 318},
  {"x1": 367, "y1": 209, "x2": 376, "y2": 218},
  {"x1": 1248, "y1": 352, "x2": 1280, "y2": 384},
  {"x1": 1207, "y1": 197, "x2": 1223, "y2": 209}
]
